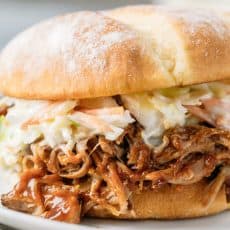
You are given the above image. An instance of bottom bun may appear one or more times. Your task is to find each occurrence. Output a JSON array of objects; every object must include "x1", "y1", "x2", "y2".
[{"x1": 87, "y1": 180, "x2": 230, "y2": 219}]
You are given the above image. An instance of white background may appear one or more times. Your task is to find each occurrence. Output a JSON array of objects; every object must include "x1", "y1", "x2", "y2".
[
  {"x1": 0, "y1": 0, "x2": 152, "y2": 48},
  {"x1": 0, "y1": 0, "x2": 229, "y2": 48}
]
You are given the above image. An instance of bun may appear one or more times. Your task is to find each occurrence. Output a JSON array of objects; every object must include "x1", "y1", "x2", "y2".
[
  {"x1": 0, "y1": 6, "x2": 229, "y2": 100},
  {"x1": 87, "y1": 180, "x2": 230, "y2": 219}
]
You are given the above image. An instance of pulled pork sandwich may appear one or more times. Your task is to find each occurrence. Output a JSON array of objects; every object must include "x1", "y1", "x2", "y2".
[{"x1": 0, "y1": 5, "x2": 230, "y2": 224}]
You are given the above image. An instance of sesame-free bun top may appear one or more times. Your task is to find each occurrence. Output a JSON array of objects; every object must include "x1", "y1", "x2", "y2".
[{"x1": 0, "y1": 5, "x2": 229, "y2": 100}]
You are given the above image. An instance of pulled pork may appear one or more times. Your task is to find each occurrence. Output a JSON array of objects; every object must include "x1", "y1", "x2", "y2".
[{"x1": 1, "y1": 122, "x2": 230, "y2": 223}]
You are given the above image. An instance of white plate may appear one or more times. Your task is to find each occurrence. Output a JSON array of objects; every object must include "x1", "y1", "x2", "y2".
[
  {"x1": 1, "y1": 171, "x2": 230, "y2": 230},
  {"x1": 0, "y1": 207, "x2": 230, "y2": 230}
]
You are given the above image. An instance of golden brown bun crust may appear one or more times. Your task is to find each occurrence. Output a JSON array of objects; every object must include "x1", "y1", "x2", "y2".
[
  {"x1": 87, "y1": 180, "x2": 230, "y2": 219},
  {"x1": 0, "y1": 5, "x2": 230, "y2": 100}
]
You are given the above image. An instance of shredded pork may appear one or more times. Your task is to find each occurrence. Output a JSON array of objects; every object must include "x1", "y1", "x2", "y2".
[{"x1": 1, "y1": 96, "x2": 230, "y2": 223}]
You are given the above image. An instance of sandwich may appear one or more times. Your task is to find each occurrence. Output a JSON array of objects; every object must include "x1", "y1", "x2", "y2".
[{"x1": 0, "y1": 5, "x2": 230, "y2": 224}]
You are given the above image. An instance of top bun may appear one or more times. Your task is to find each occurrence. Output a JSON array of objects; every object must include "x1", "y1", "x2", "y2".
[{"x1": 0, "y1": 5, "x2": 229, "y2": 100}]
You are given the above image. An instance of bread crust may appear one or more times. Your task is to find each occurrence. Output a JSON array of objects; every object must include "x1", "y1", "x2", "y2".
[
  {"x1": 87, "y1": 180, "x2": 230, "y2": 219},
  {"x1": 0, "y1": 6, "x2": 229, "y2": 100}
]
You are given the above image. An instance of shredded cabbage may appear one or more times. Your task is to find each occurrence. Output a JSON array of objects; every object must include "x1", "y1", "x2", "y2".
[
  {"x1": 122, "y1": 82, "x2": 230, "y2": 146},
  {"x1": 0, "y1": 97, "x2": 134, "y2": 169},
  {"x1": 0, "y1": 81, "x2": 229, "y2": 169}
]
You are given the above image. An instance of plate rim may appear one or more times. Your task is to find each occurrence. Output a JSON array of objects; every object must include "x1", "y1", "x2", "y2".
[{"x1": 1, "y1": 205, "x2": 230, "y2": 230}]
